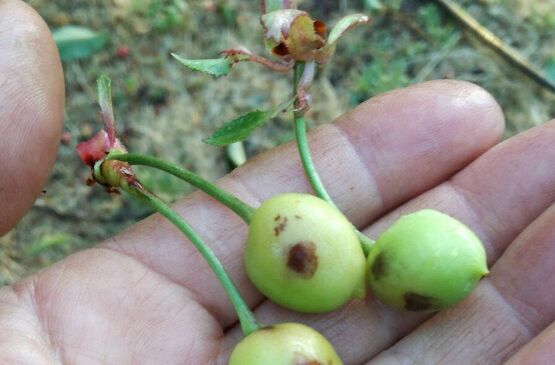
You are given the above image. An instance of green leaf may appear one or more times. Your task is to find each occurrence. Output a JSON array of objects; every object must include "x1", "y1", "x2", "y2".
[
  {"x1": 97, "y1": 75, "x2": 113, "y2": 118},
  {"x1": 171, "y1": 53, "x2": 232, "y2": 77},
  {"x1": 204, "y1": 98, "x2": 294, "y2": 146},
  {"x1": 53, "y1": 26, "x2": 106, "y2": 61},
  {"x1": 205, "y1": 110, "x2": 269, "y2": 146},
  {"x1": 327, "y1": 14, "x2": 370, "y2": 46},
  {"x1": 97, "y1": 75, "x2": 116, "y2": 142}
]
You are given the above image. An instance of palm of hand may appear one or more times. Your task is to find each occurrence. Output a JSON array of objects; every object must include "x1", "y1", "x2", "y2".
[{"x1": 2, "y1": 2, "x2": 555, "y2": 364}]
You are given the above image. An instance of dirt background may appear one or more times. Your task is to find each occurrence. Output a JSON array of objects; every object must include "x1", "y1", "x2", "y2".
[{"x1": 1, "y1": 0, "x2": 554, "y2": 284}]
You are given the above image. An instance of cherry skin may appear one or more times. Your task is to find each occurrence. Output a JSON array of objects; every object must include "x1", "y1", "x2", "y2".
[
  {"x1": 229, "y1": 323, "x2": 343, "y2": 365},
  {"x1": 367, "y1": 209, "x2": 488, "y2": 311},
  {"x1": 244, "y1": 193, "x2": 366, "y2": 313}
]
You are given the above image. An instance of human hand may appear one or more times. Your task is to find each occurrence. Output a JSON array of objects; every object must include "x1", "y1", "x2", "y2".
[{"x1": 2, "y1": 1, "x2": 555, "y2": 364}]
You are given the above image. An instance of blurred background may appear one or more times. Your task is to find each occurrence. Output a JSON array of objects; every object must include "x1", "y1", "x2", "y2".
[{"x1": 1, "y1": 0, "x2": 554, "y2": 284}]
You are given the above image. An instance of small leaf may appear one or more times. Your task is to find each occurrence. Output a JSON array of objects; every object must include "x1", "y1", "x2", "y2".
[
  {"x1": 204, "y1": 110, "x2": 270, "y2": 146},
  {"x1": 97, "y1": 75, "x2": 116, "y2": 145},
  {"x1": 316, "y1": 13, "x2": 370, "y2": 64},
  {"x1": 53, "y1": 26, "x2": 106, "y2": 61},
  {"x1": 327, "y1": 14, "x2": 370, "y2": 46},
  {"x1": 171, "y1": 53, "x2": 232, "y2": 77},
  {"x1": 204, "y1": 98, "x2": 294, "y2": 146}
]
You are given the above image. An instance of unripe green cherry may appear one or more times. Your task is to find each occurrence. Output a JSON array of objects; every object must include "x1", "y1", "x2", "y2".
[
  {"x1": 367, "y1": 209, "x2": 488, "y2": 311},
  {"x1": 229, "y1": 323, "x2": 343, "y2": 365},
  {"x1": 245, "y1": 193, "x2": 366, "y2": 313}
]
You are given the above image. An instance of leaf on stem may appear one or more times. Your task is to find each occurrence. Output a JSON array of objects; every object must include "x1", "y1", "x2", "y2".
[
  {"x1": 316, "y1": 14, "x2": 370, "y2": 64},
  {"x1": 97, "y1": 75, "x2": 116, "y2": 146},
  {"x1": 171, "y1": 53, "x2": 232, "y2": 77},
  {"x1": 327, "y1": 14, "x2": 370, "y2": 46},
  {"x1": 53, "y1": 26, "x2": 106, "y2": 61},
  {"x1": 204, "y1": 98, "x2": 294, "y2": 146}
]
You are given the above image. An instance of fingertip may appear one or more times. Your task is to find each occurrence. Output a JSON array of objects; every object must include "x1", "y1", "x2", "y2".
[{"x1": 0, "y1": 0, "x2": 64, "y2": 235}]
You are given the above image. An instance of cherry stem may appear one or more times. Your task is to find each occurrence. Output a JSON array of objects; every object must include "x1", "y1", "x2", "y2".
[
  {"x1": 107, "y1": 153, "x2": 255, "y2": 223},
  {"x1": 292, "y1": 62, "x2": 376, "y2": 255},
  {"x1": 127, "y1": 184, "x2": 261, "y2": 336}
]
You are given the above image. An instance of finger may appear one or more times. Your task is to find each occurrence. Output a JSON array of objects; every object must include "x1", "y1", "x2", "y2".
[
  {"x1": 505, "y1": 322, "x2": 555, "y2": 364},
  {"x1": 222, "y1": 120, "x2": 555, "y2": 364},
  {"x1": 103, "y1": 80, "x2": 503, "y2": 328},
  {"x1": 369, "y1": 197, "x2": 555, "y2": 364},
  {"x1": 0, "y1": 0, "x2": 64, "y2": 235}
]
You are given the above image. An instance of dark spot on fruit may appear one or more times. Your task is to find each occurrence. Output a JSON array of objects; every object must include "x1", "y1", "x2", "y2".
[
  {"x1": 274, "y1": 214, "x2": 281, "y2": 222},
  {"x1": 295, "y1": 215, "x2": 302, "y2": 219},
  {"x1": 371, "y1": 253, "x2": 387, "y2": 280},
  {"x1": 274, "y1": 216, "x2": 288, "y2": 236},
  {"x1": 292, "y1": 353, "x2": 324, "y2": 365},
  {"x1": 287, "y1": 241, "x2": 318, "y2": 278},
  {"x1": 404, "y1": 292, "x2": 437, "y2": 311}
]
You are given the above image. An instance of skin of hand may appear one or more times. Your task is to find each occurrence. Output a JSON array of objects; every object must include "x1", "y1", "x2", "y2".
[{"x1": 2, "y1": 1, "x2": 555, "y2": 364}]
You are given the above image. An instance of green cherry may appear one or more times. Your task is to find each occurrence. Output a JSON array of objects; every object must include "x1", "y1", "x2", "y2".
[
  {"x1": 229, "y1": 323, "x2": 343, "y2": 365},
  {"x1": 367, "y1": 209, "x2": 489, "y2": 311},
  {"x1": 244, "y1": 193, "x2": 366, "y2": 313}
]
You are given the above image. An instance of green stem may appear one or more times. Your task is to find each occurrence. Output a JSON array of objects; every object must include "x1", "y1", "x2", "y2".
[
  {"x1": 107, "y1": 153, "x2": 254, "y2": 223},
  {"x1": 292, "y1": 62, "x2": 376, "y2": 255},
  {"x1": 129, "y1": 185, "x2": 261, "y2": 336},
  {"x1": 293, "y1": 63, "x2": 334, "y2": 205},
  {"x1": 294, "y1": 115, "x2": 335, "y2": 205}
]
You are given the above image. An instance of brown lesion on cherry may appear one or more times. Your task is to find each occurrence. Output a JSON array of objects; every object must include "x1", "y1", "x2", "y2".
[
  {"x1": 287, "y1": 241, "x2": 318, "y2": 278},
  {"x1": 371, "y1": 253, "x2": 387, "y2": 280},
  {"x1": 293, "y1": 360, "x2": 324, "y2": 365},
  {"x1": 404, "y1": 292, "x2": 437, "y2": 311},
  {"x1": 295, "y1": 214, "x2": 302, "y2": 220},
  {"x1": 274, "y1": 216, "x2": 289, "y2": 236},
  {"x1": 293, "y1": 353, "x2": 325, "y2": 365}
]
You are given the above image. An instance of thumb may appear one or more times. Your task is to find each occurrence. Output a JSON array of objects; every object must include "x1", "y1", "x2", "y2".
[{"x1": 0, "y1": 0, "x2": 64, "y2": 235}]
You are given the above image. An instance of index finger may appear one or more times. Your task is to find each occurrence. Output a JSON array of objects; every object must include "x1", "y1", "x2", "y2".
[{"x1": 0, "y1": 0, "x2": 64, "y2": 235}]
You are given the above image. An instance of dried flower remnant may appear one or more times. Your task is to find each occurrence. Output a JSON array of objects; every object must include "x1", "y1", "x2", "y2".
[
  {"x1": 76, "y1": 75, "x2": 137, "y2": 192},
  {"x1": 260, "y1": 7, "x2": 370, "y2": 65}
]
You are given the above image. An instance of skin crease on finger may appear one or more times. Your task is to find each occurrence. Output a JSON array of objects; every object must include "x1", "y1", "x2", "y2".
[{"x1": 0, "y1": 0, "x2": 64, "y2": 236}]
